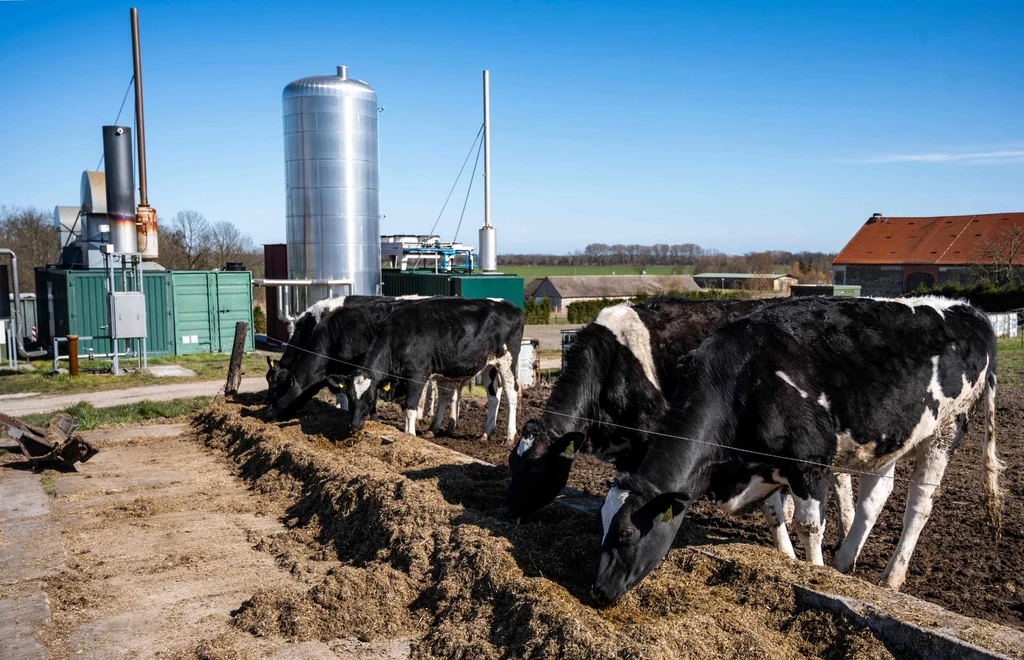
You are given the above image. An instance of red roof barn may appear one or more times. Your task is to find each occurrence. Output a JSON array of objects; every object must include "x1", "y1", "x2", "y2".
[{"x1": 832, "y1": 212, "x2": 1024, "y2": 295}]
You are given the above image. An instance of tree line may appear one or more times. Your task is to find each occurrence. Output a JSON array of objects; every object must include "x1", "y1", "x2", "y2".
[
  {"x1": 0, "y1": 206, "x2": 263, "y2": 294},
  {"x1": 499, "y1": 243, "x2": 836, "y2": 284}
]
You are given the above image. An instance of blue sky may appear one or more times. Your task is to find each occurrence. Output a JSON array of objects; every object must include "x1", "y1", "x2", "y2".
[{"x1": 1, "y1": 1, "x2": 1022, "y2": 255}]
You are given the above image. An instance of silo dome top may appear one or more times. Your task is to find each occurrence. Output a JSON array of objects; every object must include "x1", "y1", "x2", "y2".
[{"x1": 283, "y1": 65, "x2": 376, "y2": 101}]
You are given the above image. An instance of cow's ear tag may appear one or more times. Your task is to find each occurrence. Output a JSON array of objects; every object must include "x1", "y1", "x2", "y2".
[
  {"x1": 563, "y1": 441, "x2": 576, "y2": 458},
  {"x1": 383, "y1": 382, "x2": 391, "y2": 392},
  {"x1": 661, "y1": 506, "x2": 674, "y2": 523}
]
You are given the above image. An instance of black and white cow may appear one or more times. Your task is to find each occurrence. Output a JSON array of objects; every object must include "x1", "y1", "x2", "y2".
[
  {"x1": 592, "y1": 296, "x2": 1000, "y2": 604},
  {"x1": 265, "y1": 296, "x2": 372, "y2": 408},
  {"x1": 346, "y1": 297, "x2": 524, "y2": 441},
  {"x1": 504, "y1": 298, "x2": 770, "y2": 519},
  {"x1": 264, "y1": 297, "x2": 446, "y2": 422}
]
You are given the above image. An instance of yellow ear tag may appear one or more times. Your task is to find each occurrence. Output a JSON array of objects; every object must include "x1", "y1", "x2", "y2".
[
  {"x1": 563, "y1": 441, "x2": 576, "y2": 458},
  {"x1": 383, "y1": 383, "x2": 391, "y2": 392},
  {"x1": 270, "y1": 359, "x2": 276, "y2": 368},
  {"x1": 339, "y1": 382, "x2": 345, "y2": 389},
  {"x1": 661, "y1": 507, "x2": 674, "y2": 523}
]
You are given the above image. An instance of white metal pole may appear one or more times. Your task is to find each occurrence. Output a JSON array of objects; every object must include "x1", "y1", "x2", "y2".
[{"x1": 483, "y1": 70, "x2": 491, "y2": 229}]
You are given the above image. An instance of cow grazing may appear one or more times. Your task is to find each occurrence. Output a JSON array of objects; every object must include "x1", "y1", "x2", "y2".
[
  {"x1": 265, "y1": 296, "x2": 369, "y2": 408},
  {"x1": 504, "y1": 298, "x2": 770, "y2": 520},
  {"x1": 592, "y1": 296, "x2": 999, "y2": 605},
  {"x1": 346, "y1": 297, "x2": 524, "y2": 441},
  {"x1": 265, "y1": 297, "x2": 446, "y2": 422}
]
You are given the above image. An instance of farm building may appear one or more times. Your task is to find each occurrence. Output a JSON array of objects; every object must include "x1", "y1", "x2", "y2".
[
  {"x1": 529, "y1": 274, "x2": 698, "y2": 314},
  {"x1": 692, "y1": 272, "x2": 797, "y2": 291},
  {"x1": 832, "y1": 212, "x2": 1024, "y2": 296}
]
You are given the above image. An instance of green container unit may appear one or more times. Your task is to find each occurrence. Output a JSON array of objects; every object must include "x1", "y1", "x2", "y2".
[
  {"x1": 452, "y1": 275, "x2": 524, "y2": 309},
  {"x1": 170, "y1": 271, "x2": 255, "y2": 354},
  {"x1": 34, "y1": 268, "x2": 253, "y2": 357},
  {"x1": 35, "y1": 269, "x2": 175, "y2": 357},
  {"x1": 381, "y1": 271, "x2": 452, "y2": 298},
  {"x1": 790, "y1": 284, "x2": 862, "y2": 297},
  {"x1": 380, "y1": 271, "x2": 525, "y2": 309}
]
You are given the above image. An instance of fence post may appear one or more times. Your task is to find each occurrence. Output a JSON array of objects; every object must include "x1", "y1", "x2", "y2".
[
  {"x1": 67, "y1": 335, "x2": 79, "y2": 377},
  {"x1": 224, "y1": 321, "x2": 248, "y2": 396}
]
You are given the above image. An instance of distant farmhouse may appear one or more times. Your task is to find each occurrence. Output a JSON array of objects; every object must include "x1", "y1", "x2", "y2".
[
  {"x1": 833, "y1": 212, "x2": 1024, "y2": 296},
  {"x1": 528, "y1": 275, "x2": 698, "y2": 315},
  {"x1": 692, "y1": 273, "x2": 797, "y2": 292}
]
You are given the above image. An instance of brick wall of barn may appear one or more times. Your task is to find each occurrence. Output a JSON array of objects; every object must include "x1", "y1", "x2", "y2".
[{"x1": 841, "y1": 265, "x2": 904, "y2": 296}]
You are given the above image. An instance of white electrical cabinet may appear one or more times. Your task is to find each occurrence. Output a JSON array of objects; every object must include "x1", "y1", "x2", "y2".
[{"x1": 110, "y1": 292, "x2": 148, "y2": 339}]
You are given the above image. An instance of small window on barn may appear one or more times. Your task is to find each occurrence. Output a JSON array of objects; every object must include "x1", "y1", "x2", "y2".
[
  {"x1": 890, "y1": 251, "x2": 896, "y2": 254},
  {"x1": 885, "y1": 236, "x2": 892, "y2": 239},
  {"x1": 976, "y1": 234, "x2": 982, "y2": 237},
  {"x1": 930, "y1": 251, "x2": 937, "y2": 254}
]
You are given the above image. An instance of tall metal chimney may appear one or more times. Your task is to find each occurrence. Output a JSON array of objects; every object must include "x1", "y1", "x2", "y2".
[
  {"x1": 102, "y1": 125, "x2": 138, "y2": 254},
  {"x1": 131, "y1": 7, "x2": 159, "y2": 259},
  {"x1": 478, "y1": 69, "x2": 497, "y2": 272}
]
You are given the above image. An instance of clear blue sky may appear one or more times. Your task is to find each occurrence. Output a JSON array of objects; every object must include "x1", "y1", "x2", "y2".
[{"x1": 1, "y1": 1, "x2": 1022, "y2": 255}]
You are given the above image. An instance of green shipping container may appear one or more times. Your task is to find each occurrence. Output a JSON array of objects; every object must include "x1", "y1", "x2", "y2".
[
  {"x1": 380, "y1": 270, "x2": 525, "y2": 309},
  {"x1": 34, "y1": 268, "x2": 253, "y2": 357},
  {"x1": 452, "y1": 275, "x2": 524, "y2": 309}
]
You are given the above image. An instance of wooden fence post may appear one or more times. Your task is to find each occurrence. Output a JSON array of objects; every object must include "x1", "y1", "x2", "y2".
[{"x1": 224, "y1": 321, "x2": 248, "y2": 396}]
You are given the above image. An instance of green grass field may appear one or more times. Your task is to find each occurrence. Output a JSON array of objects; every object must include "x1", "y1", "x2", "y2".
[
  {"x1": 500, "y1": 265, "x2": 687, "y2": 283},
  {"x1": 21, "y1": 397, "x2": 213, "y2": 430},
  {"x1": 997, "y1": 336, "x2": 1024, "y2": 386}
]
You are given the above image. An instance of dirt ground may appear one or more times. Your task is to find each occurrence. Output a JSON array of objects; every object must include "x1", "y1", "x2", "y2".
[
  {"x1": 386, "y1": 381, "x2": 1024, "y2": 631},
  {"x1": 3, "y1": 424, "x2": 411, "y2": 659}
]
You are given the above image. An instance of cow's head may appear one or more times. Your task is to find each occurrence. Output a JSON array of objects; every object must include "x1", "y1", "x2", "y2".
[
  {"x1": 503, "y1": 419, "x2": 583, "y2": 520},
  {"x1": 591, "y1": 485, "x2": 689, "y2": 606},
  {"x1": 264, "y1": 356, "x2": 314, "y2": 421},
  {"x1": 346, "y1": 370, "x2": 391, "y2": 430}
]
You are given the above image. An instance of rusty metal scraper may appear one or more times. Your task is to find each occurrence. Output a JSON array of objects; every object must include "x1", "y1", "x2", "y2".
[{"x1": 0, "y1": 411, "x2": 98, "y2": 468}]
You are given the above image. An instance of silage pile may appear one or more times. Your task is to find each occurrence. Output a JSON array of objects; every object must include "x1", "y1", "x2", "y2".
[{"x1": 191, "y1": 398, "x2": 896, "y2": 659}]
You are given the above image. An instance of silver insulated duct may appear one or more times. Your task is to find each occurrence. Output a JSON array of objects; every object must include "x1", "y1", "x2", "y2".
[{"x1": 283, "y1": 65, "x2": 380, "y2": 304}]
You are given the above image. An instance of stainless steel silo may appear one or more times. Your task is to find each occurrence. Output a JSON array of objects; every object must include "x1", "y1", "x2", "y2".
[{"x1": 283, "y1": 65, "x2": 380, "y2": 305}]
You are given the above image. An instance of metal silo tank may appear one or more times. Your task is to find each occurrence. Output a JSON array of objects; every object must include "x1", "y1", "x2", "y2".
[{"x1": 283, "y1": 65, "x2": 380, "y2": 305}]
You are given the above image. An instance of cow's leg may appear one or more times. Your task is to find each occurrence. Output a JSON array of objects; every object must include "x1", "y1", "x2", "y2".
[
  {"x1": 427, "y1": 382, "x2": 452, "y2": 436},
  {"x1": 403, "y1": 379, "x2": 427, "y2": 437},
  {"x1": 831, "y1": 472, "x2": 855, "y2": 548},
  {"x1": 482, "y1": 367, "x2": 501, "y2": 441},
  {"x1": 498, "y1": 352, "x2": 518, "y2": 445},
  {"x1": 760, "y1": 489, "x2": 796, "y2": 559},
  {"x1": 883, "y1": 423, "x2": 960, "y2": 590},
  {"x1": 445, "y1": 384, "x2": 461, "y2": 434},
  {"x1": 833, "y1": 461, "x2": 896, "y2": 574},
  {"x1": 791, "y1": 479, "x2": 829, "y2": 566}
]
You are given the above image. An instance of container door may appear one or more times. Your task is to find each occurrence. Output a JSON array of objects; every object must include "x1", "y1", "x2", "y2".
[
  {"x1": 172, "y1": 272, "x2": 216, "y2": 354},
  {"x1": 215, "y1": 272, "x2": 254, "y2": 352},
  {"x1": 142, "y1": 272, "x2": 174, "y2": 356}
]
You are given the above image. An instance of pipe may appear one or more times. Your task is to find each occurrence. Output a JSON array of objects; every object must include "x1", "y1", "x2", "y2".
[
  {"x1": 483, "y1": 70, "x2": 491, "y2": 230},
  {"x1": 0, "y1": 249, "x2": 47, "y2": 359},
  {"x1": 337, "y1": 65, "x2": 348, "y2": 80},
  {"x1": 253, "y1": 278, "x2": 354, "y2": 287},
  {"x1": 67, "y1": 336, "x2": 79, "y2": 376},
  {"x1": 131, "y1": 8, "x2": 148, "y2": 206}
]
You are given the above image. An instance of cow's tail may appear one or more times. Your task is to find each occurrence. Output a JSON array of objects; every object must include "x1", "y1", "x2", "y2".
[{"x1": 982, "y1": 369, "x2": 1003, "y2": 538}]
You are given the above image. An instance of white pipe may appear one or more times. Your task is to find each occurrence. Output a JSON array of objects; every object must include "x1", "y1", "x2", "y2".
[
  {"x1": 483, "y1": 70, "x2": 491, "y2": 229},
  {"x1": 253, "y1": 278, "x2": 353, "y2": 287},
  {"x1": 0, "y1": 248, "x2": 47, "y2": 359}
]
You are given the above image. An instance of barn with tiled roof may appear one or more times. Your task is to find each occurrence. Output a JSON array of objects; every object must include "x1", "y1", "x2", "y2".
[{"x1": 832, "y1": 212, "x2": 1024, "y2": 295}]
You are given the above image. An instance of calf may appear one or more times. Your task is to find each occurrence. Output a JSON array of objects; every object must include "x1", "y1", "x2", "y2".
[
  {"x1": 504, "y1": 298, "x2": 770, "y2": 518},
  {"x1": 346, "y1": 297, "x2": 524, "y2": 441},
  {"x1": 592, "y1": 296, "x2": 999, "y2": 604}
]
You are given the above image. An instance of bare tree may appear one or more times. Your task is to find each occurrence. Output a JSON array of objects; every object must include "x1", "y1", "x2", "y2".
[
  {"x1": 0, "y1": 206, "x2": 59, "y2": 293},
  {"x1": 210, "y1": 220, "x2": 257, "y2": 268},
  {"x1": 975, "y1": 225, "x2": 1024, "y2": 286},
  {"x1": 166, "y1": 210, "x2": 213, "y2": 270}
]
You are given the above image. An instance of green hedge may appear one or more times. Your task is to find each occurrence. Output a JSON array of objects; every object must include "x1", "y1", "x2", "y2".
[
  {"x1": 567, "y1": 290, "x2": 750, "y2": 324},
  {"x1": 253, "y1": 305, "x2": 267, "y2": 334},
  {"x1": 906, "y1": 281, "x2": 1024, "y2": 312},
  {"x1": 524, "y1": 297, "x2": 551, "y2": 324}
]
